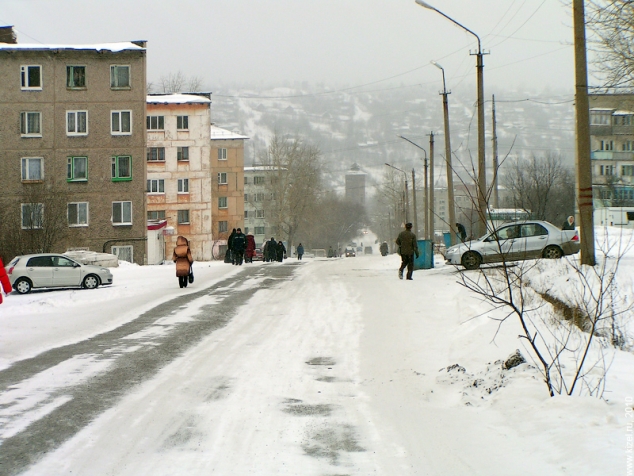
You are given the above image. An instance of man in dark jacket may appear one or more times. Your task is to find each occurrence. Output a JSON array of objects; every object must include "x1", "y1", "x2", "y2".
[
  {"x1": 395, "y1": 222, "x2": 419, "y2": 280},
  {"x1": 277, "y1": 241, "x2": 286, "y2": 262},
  {"x1": 228, "y1": 228, "x2": 237, "y2": 264},
  {"x1": 266, "y1": 237, "x2": 277, "y2": 262},
  {"x1": 456, "y1": 223, "x2": 467, "y2": 242},
  {"x1": 232, "y1": 228, "x2": 247, "y2": 265}
]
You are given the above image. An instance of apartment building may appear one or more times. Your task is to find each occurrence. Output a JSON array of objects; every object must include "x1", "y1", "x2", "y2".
[
  {"x1": 210, "y1": 125, "x2": 247, "y2": 246},
  {"x1": 589, "y1": 94, "x2": 634, "y2": 207},
  {"x1": 0, "y1": 28, "x2": 148, "y2": 264},
  {"x1": 243, "y1": 166, "x2": 276, "y2": 246},
  {"x1": 146, "y1": 93, "x2": 213, "y2": 260}
]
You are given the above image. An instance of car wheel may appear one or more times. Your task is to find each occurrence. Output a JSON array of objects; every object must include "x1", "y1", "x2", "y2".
[
  {"x1": 14, "y1": 278, "x2": 32, "y2": 294},
  {"x1": 461, "y1": 251, "x2": 482, "y2": 270},
  {"x1": 543, "y1": 245, "x2": 563, "y2": 259},
  {"x1": 83, "y1": 275, "x2": 100, "y2": 289}
]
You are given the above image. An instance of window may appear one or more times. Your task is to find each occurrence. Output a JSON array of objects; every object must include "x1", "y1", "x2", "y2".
[
  {"x1": 218, "y1": 197, "x2": 228, "y2": 208},
  {"x1": 244, "y1": 177, "x2": 249, "y2": 185},
  {"x1": 147, "y1": 147, "x2": 165, "y2": 162},
  {"x1": 177, "y1": 116, "x2": 189, "y2": 130},
  {"x1": 244, "y1": 193, "x2": 249, "y2": 201},
  {"x1": 255, "y1": 226, "x2": 265, "y2": 235},
  {"x1": 177, "y1": 146, "x2": 189, "y2": 161},
  {"x1": 67, "y1": 111, "x2": 88, "y2": 135},
  {"x1": 244, "y1": 210, "x2": 249, "y2": 218},
  {"x1": 111, "y1": 156, "x2": 132, "y2": 181},
  {"x1": 254, "y1": 193, "x2": 265, "y2": 202},
  {"x1": 20, "y1": 112, "x2": 42, "y2": 136},
  {"x1": 218, "y1": 148, "x2": 227, "y2": 160},
  {"x1": 623, "y1": 141, "x2": 633, "y2": 152},
  {"x1": 590, "y1": 111, "x2": 611, "y2": 125},
  {"x1": 21, "y1": 157, "x2": 43, "y2": 181},
  {"x1": 111, "y1": 110, "x2": 132, "y2": 135},
  {"x1": 110, "y1": 65, "x2": 130, "y2": 88},
  {"x1": 112, "y1": 201, "x2": 132, "y2": 225},
  {"x1": 66, "y1": 66, "x2": 85, "y2": 88},
  {"x1": 256, "y1": 209, "x2": 265, "y2": 218},
  {"x1": 112, "y1": 245, "x2": 133, "y2": 263},
  {"x1": 68, "y1": 202, "x2": 88, "y2": 226},
  {"x1": 601, "y1": 140, "x2": 614, "y2": 151},
  {"x1": 21, "y1": 65, "x2": 41, "y2": 90},
  {"x1": 177, "y1": 210, "x2": 190, "y2": 224},
  {"x1": 147, "y1": 179, "x2": 165, "y2": 194},
  {"x1": 218, "y1": 221, "x2": 228, "y2": 233},
  {"x1": 254, "y1": 176, "x2": 265, "y2": 185},
  {"x1": 178, "y1": 178, "x2": 189, "y2": 193},
  {"x1": 217, "y1": 172, "x2": 228, "y2": 184},
  {"x1": 67, "y1": 156, "x2": 88, "y2": 181},
  {"x1": 244, "y1": 227, "x2": 249, "y2": 234},
  {"x1": 147, "y1": 116, "x2": 164, "y2": 130},
  {"x1": 147, "y1": 210, "x2": 166, "y2": 220},
  {"x1": 622, "y1": 165, "x2": 634, "y2": 177},
  {"x1": 21, "y1": 203, "x2": 43, "y2": 229},
  {"x1": 600, "y1": 165, "x2": 615, "y2": 176}
]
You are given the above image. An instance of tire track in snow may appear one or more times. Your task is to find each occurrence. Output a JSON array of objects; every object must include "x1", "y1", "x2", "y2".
[{"x1": 0, "y1": 263, "x2": 299, "y2": 476}]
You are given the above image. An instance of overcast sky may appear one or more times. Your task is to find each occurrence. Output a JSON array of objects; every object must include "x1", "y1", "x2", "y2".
[{"x1": 2, "y1": 0, "x2": 576, "y2": 93}]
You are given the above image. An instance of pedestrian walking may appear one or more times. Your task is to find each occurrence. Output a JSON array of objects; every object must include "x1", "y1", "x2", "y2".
[
  {"x1": 266, "y1": 237, "x2": 277, "y2": 262},
  {"x1": 227, "y1": 228, "x2": 237, "y2": 264},
  {"x1": 296, "y1": 243, "x2": 304, "y2": 260},
  {"x1": 245, "y1": 234, "x2": 256, "y2": 263},
  {"x1": 456, "y1": 223, "x2": 467, "y2": 242},
  {"x1": 277, "y1": 241, "x2": 286, "y2": 262},
  {"x1": 0, "y1": 258, "x2": 12, "y2": 303},
  {"x1": 395, "y1": 222, "x2": 419, "y2": 281},
  {"x1": 172, "y1": 236, "x2": 194, "y2": 288},
  {"x1": 232, "y1": 228, "x2": 247, "y2": 265}
]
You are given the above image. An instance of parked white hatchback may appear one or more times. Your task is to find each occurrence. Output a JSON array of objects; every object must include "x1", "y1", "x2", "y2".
[
  {"x1": 444, "y1": 220, "x2": 580, "y2": 270},
  {"x1": 5, "y1": 254, "x2": 114, "y2": 294}
]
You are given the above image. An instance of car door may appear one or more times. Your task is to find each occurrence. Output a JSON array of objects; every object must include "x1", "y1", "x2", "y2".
[
  {"x1": 52, "y1": 256, "x2": 82, "y2": 287},
  {"x1": 479, "y1": 225, "x2": 520, "y2": 263},
  {"x1": 519, "y1": 223, "x2": 549, "y2": 259},
  {"x1": 25, "y1": 256, "x2": 54, "y2": 287}
]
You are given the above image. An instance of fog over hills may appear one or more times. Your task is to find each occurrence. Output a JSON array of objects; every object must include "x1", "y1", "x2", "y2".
[{"x1": 209, "y1": 82, "x2": 576, "y2": 195}]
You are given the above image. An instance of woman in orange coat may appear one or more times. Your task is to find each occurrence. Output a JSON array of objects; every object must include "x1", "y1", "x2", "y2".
[
  {"x1": 172, "y1": 236, "x2": 194, "y2": 288},
  {"x1": 0, "y1": 258, "x2": 12, "y2": 303}
]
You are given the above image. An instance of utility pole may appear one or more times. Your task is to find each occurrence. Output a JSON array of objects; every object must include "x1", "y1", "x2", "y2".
[
  {"x1": 412, "y1": 169, "x2": 418, "y2": 237},
  {"x1": 573, "y1": 0, "x2": 596, "y2": 266},
  {"x1": 423, "y1": 157, "x2": 429, "y2": 240},
  {"x1": 429, "y1": 132, "x2": 435, "y2": 241},
  {"x1": 492, "y1": 94, "x2": 499, "y2": 209}
]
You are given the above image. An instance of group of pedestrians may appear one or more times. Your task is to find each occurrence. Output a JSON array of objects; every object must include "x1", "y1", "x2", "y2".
[
  {"x1": 227, "y1": 228, "x2": 247, "y2": 266},
  {"x1": 262, "y1": 237, "x2": 286, "y2": 262}
]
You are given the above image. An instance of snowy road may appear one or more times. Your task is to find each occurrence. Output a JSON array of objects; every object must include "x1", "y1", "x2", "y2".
[{"x1": 1, "y1": 254, "x2": 629, "y2": 475}]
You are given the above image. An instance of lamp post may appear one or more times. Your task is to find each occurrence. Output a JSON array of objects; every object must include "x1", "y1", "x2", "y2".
[
  {"x1": 431, "y1": 61, "x2": 457, "y2": 246},
  {"x1": 385, "y1": 163, "x2": 410, "y2": 224},
  {"x1": 415, "y1": 0, "x2": 487, "y2": 237}
]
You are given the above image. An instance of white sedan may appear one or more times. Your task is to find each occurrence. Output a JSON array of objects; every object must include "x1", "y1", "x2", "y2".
[
  {"x1": 5, "y1": 253, "x2": 114, "y2": 294},
  {"x1": 444, "y1": 220, "x2": 580, "y2": 270}
]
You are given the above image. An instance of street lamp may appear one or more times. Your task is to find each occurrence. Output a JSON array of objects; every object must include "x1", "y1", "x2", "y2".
[
  {"x1": 431, "y1": 60, "x2": 457, "y2": 246},
  {"x1": 415, "y1": 0, "x2": 487, "y2": 237},
  {"x1": 385, "y1": 163, "x2": 410, "y2": 224}
]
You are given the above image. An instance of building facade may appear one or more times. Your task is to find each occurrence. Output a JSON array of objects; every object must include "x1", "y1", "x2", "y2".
[
  {"x1": 589, "y1": 94, "x2": 634, "y2": 207},
  {"x1": 146, "y1": 93, "x2": 213, "y2": 261},
  {"x1": 210, "y1": 125, "x2": 247, "y2": 246},
  {"x1": 243, "y1": 166, "x2": 276, "y2": 247},
  {"x1": 345, "y1": 163, "x2": 366, "y2": 206},
  {"x1": 0, "y1": 31, "x2": 148, "y2": 264}
]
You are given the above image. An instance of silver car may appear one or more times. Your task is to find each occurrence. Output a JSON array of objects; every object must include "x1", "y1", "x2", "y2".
[
  {"x1": 444, "y1": 220, "x2": 580, "y2": 270},
  {"x1": 5, "y1": 254, "x2": 114, "y2": 294}
]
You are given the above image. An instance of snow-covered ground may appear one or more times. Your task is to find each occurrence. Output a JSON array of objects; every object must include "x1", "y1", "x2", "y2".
[{"x1": 1, "y1": 229, "x2": 633, "y2": 475}]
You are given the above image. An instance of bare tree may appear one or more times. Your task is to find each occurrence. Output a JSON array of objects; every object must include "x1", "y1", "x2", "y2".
[
  {"x1": 158, "y1": 71, "x2": 205, "y2": 94},
  {"x1": 259, "y1": 133, "x2": 322, "y2": 252},
  {"x1": 502, "y1": 154, "x2": 575, "y2": 225},
  {"x1": 0, "y1": 185, "x2": 68, "y2": 260},
  {"x1": 586, "y1": 0, "x2": 634, "y2": 89}
]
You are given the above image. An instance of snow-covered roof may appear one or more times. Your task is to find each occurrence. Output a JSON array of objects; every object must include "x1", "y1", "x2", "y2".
[
  {"x1": 589, "y1": 107, "x2": 616, "y2": 112},
  {"x1": 613, "y1": 110, "x2": 634, "y2": 116},
  {"x1": 147, "y1": 93, "x2": 211, "y2": 105},
  {"x1": 210, "y1": 125, "x2": 248, "y2": 140},
  {"x1": 0, "y1": 42, "x2": 145, "y2": 52},
  {"x1": 244, "y1": 166, "x2": 279, "y2": 172}
]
